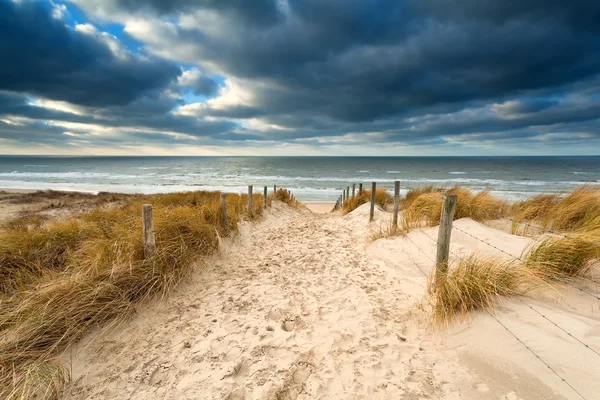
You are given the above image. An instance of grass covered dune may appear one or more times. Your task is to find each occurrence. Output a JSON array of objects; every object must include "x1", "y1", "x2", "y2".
[
  {"x1": 1, "y1": 184, "x2": 599, "y2": 397},
  {"x1": 401, "y1": 186, "x2": 600, "y2": 325},
  {"x1": 0, "y1": 190, "x2": 270, "y2": 399},
  {"x1": 339, "y1": 184, "x2": 599, "y2": 325}
]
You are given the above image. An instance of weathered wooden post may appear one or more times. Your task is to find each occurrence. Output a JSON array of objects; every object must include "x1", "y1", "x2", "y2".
[
  {"x1": 342, "y1": 189, "x2": 345, "y2": 204},
  {"x1": 263, "y1": 186, "x2": 268, "y2": 208},
  {"x1": 142, "y1": 204, "x2": 156, "y2": 259},
  {"x1": 359, "y1": 183, "x2": 363, "y2": 194},
  {"x1": 393, "y1": 181, "x2": 400, "y2": 226},
  {"x1": 369, "y1": 182, "x2": 376, "y2": 221},
  {"x1": 248, "y1": 185, "x2": 253, "y2": 216},
  {"x1": 435, "y1": 195, "x2": 457, "y2": 279},
  {"x1": 346, "y1": 186, "x2": 350, "y2": 201},
  {"x1": 274, "y1": 185, "x2": 277, "y2": 195},
  {"x1": 220, "y1": 193, "x2": 228, "y2": 233},
  {"x1": 352, "y1": 184, "x2": 356, "y2": 198}
]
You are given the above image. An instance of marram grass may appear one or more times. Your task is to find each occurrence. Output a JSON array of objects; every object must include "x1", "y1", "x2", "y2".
[
  {"x1": 0, "y1": 190, "x2": 265, "y2": 399},
  {"x1": 402, "y1": 186, "x2": 508, "y2": 230},
  {"x1": 428, "y1": 255, "x2": 545, "y2": 326},
  {"x1": 341, "y1": 188, "x2": 393, "y2": 215},
  {"x1": 511, "y1": 186, "x2": 600, "y2": 234},
  {"x1": 523, "y1": 231, "x2": 600, "y2": 280}
]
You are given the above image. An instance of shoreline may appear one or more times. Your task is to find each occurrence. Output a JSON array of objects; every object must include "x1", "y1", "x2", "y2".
[{"x1": 0, "y1": 187, "x2": 335, "y2": 214}]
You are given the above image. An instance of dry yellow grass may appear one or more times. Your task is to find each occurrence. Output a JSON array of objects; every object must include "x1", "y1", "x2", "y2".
[
  {"x1": 524, "y1": 231, "x2": 600, "y2": 280},
  {"x1": 429, "y1": 255, "x2": 544, "y2": 326},
  {"x1": 341, "y1": 188, "x2": 393, "y2": 215},
  {"x1": 511, "y1": 186, "x2": 600, "y2": 234},
  {"x1": 402, "y1": 186, "x2": 507, "y2": 230},
  {"x1": 369, "y1": 220, "x2": 406, "y2": 241},
  {"x1": 510, "y1": 186, "x2": 600, "y2": 281},
  {"x1": 405, "y1": 186, "x2": 599, "y2": 326},
  {"x1": 273, "y1": 188, "x2": 302, "y2": 207},
  {"x1": 0, "y1": 190, "x2": 265, "y2": 399}
]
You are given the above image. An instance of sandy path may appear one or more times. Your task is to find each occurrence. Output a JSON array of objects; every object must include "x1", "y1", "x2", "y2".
[
  {"x1": 64, "y1": 203, "x2": 456, "y2": 399},
  {"x1": 63, "y1": 203, "x2": 600, "y2": 399}
]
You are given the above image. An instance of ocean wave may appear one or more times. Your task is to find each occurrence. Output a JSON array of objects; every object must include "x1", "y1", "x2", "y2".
[
  {"x1": 387, "y1": 171, "x2": 400, "y2": 173},
  {"x1": 137, "y1": 166, "x2": 170, "y2": 170},
  {"x1": 449, "y1": 171, "x2": 467, "y2": 175},
  {"x1": 358, "y1": 170, "x2": 369, "y2": 173},
  {"x1": 0, "y1": 171, "x2": 141, "y2": 179}
]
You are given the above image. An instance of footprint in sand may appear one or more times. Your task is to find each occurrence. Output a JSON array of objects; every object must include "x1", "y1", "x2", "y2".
[{"x1": 282, "y1": 317, "x2": 296, "y2": 332}]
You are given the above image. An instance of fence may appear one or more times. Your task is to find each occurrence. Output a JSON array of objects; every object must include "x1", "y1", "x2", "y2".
[
  {"x1": 330, "y1": 181, "x2": 598, "y2": 400},
  {"x1": 141, "y1": 185, "x2": 297, "y2": 260},
  {"x1": 333, "y1": 180, "x2": 402, "y2": 223}
]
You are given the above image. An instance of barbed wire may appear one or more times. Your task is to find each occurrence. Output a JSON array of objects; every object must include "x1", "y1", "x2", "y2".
[
  {"x1": 515, "y1": 298, "x2": 600, "y2": 359},
  {"x1": 507, "y1": 217, "x2": 600, "y2": 249},
  {"x1": 486, "y1": 310, "x2": 587, "y2": 400},
  {"x1": 411, "y1": 226, "x2": 591, "y2": 399},
  {"x1": 452, "y1": 225, "x2": 600, "y2": 301},
  {"x1": 450, "y1": 224, "x2": 600, "y2": 357}
]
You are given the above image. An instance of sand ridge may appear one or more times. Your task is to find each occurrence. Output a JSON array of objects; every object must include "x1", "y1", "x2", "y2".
[{"x1": 62, "y1": 202, "x2": 600, "y2": 399}]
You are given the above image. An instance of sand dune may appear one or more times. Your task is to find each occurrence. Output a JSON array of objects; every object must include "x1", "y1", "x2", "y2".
[{"x1": 62, "y1": 202, "x2": 600, "y2": 399}]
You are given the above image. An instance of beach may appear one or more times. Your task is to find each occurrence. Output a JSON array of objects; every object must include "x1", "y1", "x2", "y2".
[
  {"x1": 2, "y1": 188, "x2": 598, "y2": 399},
  {"x1": 1, "y1": 156, "x2": 598, "y2": 202}
]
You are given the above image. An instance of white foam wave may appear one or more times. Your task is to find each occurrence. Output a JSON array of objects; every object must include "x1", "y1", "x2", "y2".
[{"x1": 0, "y1": 172, "x2": 141, "y2": 179}]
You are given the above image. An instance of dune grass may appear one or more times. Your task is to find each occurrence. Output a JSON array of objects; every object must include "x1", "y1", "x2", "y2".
[
  {"x1": 273, "y1": 188, "x2": 302, "y2": 207},
  {"x1": 523, "y1": 231, "x2": 600, "y2": 280},
  {"x1": 369, "y1": 220, "x2": 406, "y2": 241},
  {"x1": 508, "y1": 186, "x2": 600, "y2": 280},
  {"x1": 511, "y1": 186, "x2": 600, "y2": 234},
  {"x1": 429, "y1": 255, "x2": 544, "y2": 326},
  {"x1": 402, "y1": 186, "x2": 508, "y2": 230},
  {"x1": 0, "y1": 190, "x2": 265, "y2": 399},
  {"x1": 341, "y1": 188, "x2": 393, "y2": 215},
  {"x1": 412, "y1": 185, "x2": 598, "y2": 325}
]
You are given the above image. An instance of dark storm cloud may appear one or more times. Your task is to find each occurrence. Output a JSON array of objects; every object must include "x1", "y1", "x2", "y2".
[
  {"x1": 115, "y1": 0, "x2": 600, "y2": 129},
  {"x1": 415, "y1": 0, "x2": 600, "y2": 31},
  {"x1": 3, "y1": 0, "x2": 600, "y2": 152},
  {"x1": 0, "y1": 0, "x2": 180, "y2": 107},
  {"x1": 76, "y1": 0, "x2": 282, "y2": 25},
  {"x1": 0, "y1": 91, "x2": 236, "y2": 141}
]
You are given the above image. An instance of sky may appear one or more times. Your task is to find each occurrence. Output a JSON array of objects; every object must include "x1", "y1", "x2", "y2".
[{"x1": 1, "y1": 0, "x2": 599, "y2": 156}]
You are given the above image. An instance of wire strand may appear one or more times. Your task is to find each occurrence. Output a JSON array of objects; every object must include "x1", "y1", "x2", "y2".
[
  {"x1": 414, "y1": 226, "x2": 590, "y2": 399},
  {"x1": 452, "y1": 225, "x2": 600, "y2": 301}
]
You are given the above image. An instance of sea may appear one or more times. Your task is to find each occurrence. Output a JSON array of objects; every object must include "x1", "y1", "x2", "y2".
[{"x1": 0, "y1": 156, "x2": 598, "y2": 203}]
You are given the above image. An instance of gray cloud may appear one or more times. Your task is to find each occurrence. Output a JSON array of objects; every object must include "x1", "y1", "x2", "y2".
[
  {"x1": 2, "y1": 0, "x2": 600, "y2": 153},
  {"x1": 0, "y1": 0, "x2": 180, "y2": 107}
]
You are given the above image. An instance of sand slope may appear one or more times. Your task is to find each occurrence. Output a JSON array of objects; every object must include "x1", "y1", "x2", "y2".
[{"x1": 63, "y1": 203, "x2": 600, "y2": 400}]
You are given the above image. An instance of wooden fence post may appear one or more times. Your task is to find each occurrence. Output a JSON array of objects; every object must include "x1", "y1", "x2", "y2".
[
  {"x1": 352, "y1": 184, "x2": 356, "y2": 198},
  {"x1": 369, "y1": 182, "x2": 376, "y2": 221},
  {"x1": 346, "y1": 186, "x2": 350, "y2": 201},
  {"x1": 274, "y1": 185, "x2": 277, "y2": 195},
  {"x1": 248, "y1": 185, "x2": 253, "y2": 216},
  {"x1": 142, "y1": 204, "x2": 156, "y2": 259},
  {"x1": 435, "y1": 195, "x2": 457, "y2": 279},
  {"x1": 221, "y1": 193, "x2": 228, "y2": 233},
  {"x1": 359, "y1": 183, "x2": 363, "y2": 194},
  {"x1": 263, "y1": 186, "x2": 268, "y2": 208},
  {"x1": 393, "y1": 181, "x2": 400, "y2": 226},
  {"x1": 342, "y1": 189, "x2": 345, "y2": 204}
]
